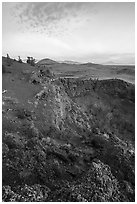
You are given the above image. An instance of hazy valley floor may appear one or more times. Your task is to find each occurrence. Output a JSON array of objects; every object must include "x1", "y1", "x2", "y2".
[{"x1": 37, "y1": 58, "x2": 135, "y2": 84}]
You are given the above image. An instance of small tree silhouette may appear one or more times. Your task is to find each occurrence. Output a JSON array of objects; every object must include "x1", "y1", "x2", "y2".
[
  {"x1": 30, "y1": 57, "x2": 35, "y2": 66},
  {"x1": 7, "y1": 54, "x2": 10, "y2": 59},
  {"x1": 27, "y1": 56, "x2": 35, "y2": 66},
  {"x1": 18, "y1": 56, "x2": 22, "y2": 63},
  {"x1": 27, "y1": 57, "x2": 30, "y2": 64},
  {"x1": 6, "y1": 53, "x2": 12, "y2": 66}
]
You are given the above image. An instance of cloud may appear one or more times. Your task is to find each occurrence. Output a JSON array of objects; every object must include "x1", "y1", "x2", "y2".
[{"x1": 13, "y1": 2, "x2": 96, "y2": 36}]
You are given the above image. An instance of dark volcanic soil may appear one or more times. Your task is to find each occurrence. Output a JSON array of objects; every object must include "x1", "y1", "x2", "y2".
[{"x1": 2, "y1": 57, "x2": 135, "y2": 202}]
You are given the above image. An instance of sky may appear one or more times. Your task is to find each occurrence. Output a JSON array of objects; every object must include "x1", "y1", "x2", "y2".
[{"x1": 2, "y1": 2, "x2": 135, "y2": 64}]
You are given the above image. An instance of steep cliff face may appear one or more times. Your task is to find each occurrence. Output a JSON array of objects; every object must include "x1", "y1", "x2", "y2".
[
  {"x1": 33, "y1": 79, "x2": 91, "y2": 132},
  {"x1": 2, "y1": 59, "x2": 135, "y2": 201},
  {"x1": 60, "y1": 77, "x2": 135, "y2": 143}
]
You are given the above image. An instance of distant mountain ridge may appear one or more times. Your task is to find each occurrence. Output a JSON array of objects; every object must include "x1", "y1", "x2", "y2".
[
  {"x1": 37, "y1": 58, "x2": 98, "y2": 66},
  {"x1": 37, "y1": 58, "x2": 58, "y2": 65},
  {"x1": 60, "y1": 60, "x2": 81, "y2": 65}
]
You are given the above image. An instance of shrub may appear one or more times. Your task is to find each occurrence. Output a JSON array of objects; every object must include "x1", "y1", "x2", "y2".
[{"x1": 15, "y1": 109, "x2": 31, "y2": 120}]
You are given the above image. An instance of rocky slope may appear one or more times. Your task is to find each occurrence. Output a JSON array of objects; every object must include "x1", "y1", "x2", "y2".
[{"x1": 2, "y1": 57, "x2": 135, "y2": 201}]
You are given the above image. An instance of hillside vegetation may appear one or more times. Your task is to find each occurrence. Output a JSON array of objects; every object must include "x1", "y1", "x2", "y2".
[{"x1": 2, "y1": 57, "x2": 135, "y2": 201}]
